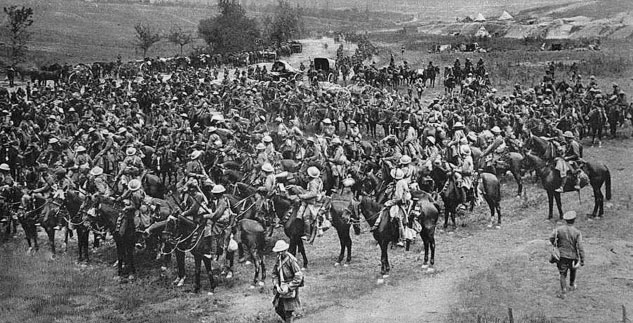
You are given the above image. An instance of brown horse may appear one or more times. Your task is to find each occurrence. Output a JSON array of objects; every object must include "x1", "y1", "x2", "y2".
[{"x1": 523, "y1": 153, "x2": 611, "y2": 219}]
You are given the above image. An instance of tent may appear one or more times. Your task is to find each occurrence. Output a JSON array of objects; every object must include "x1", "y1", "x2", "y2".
[
  {"x1": 475, "y1": 26, "x2": 491, "y2": 38},
  {"x1": 499, "y1": 11, "x2": 514, "y2": 21},
  {"x1": 474, "y1": 13, "x2": 486, "y2": 22}
]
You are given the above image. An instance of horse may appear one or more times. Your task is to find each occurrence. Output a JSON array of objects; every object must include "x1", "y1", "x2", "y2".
[
  {"x1": 162, "y1": 215, "x2": 217, "y2": 294},
  {"x1": 153, "y1": 148, "x2": 178, "y2": 185},
  {"x1": 20, "y1": 194, "x2": 64, "y2": 257},
  {"x1": 428, "y1": 163, "x2": 461, "y2": 230},
  {"x1": 63, "y1": 190, "x2": 91, "y2": 262},
  {"x1": 355, "y1": 196, "x2": 399, "y2": 276},
  {"x1": 328, "y1": 192, "x2": 362, "y2": 266},
  {"x1": 264, "y1": 194, "x2": 309, "y2": 268},
  {"x1": 408, "y1": 190, "x2": 440, "y2": 269},
  {"x1": 586, "y1": 108, "x2": 606, "y2": 146},
  {"x1": 475, "y1": 173, "x2": 502, "y2": 228},
  {"x1": 142, "y1": 173, "x2": 167, "y2": 199},
  {"x1": 523, "y1": 133, "x2": 561, "y2": 161},
  {"x1": 34, "y1": 69, "x2": 63, "y2": 87},
  {"x1": 472, "y1": 147, "x2": 525, "y2": 197},
  {"x1": 234, "y1": 218, "x2": 267, "y2": 287},
  {"x1": 523, "y1": 153, "x2": 611, "y2": 219},
  {"x1": 86, "y1": 196, "x2": 137, "y2": 279},
  {"x1": 0, "y1": 186, "x2": 22, "y2": 242}
]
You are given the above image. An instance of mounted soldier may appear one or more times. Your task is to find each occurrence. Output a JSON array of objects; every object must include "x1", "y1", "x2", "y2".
[
  {"x1": 371, "y1": 168, "x2": 409, "y2": 247},
  {"x1": 554, "y1": 131, "x2": 583, "y2": 192},
  {"x1": 185, "y1": 150, "x2": 208, "y2": 183},
  {"x1": 288, "y1": 166, "x2": 324, "y2": 241},
  {"x1": 481, "y1": 126, "x2": 507, "y2": 169},
  {"x1": 203, "y1": 184, "x2": 234, "y2": 273}
]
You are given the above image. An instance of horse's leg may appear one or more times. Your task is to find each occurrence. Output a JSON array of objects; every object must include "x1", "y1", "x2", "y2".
[
  {"x1": 420, "y1": 227, "x2": 430, "y2": 267},
  {"x1": 260, "y1": 254, "x2": 266, "y2": 282},
  {"x1": 451, "y1": 206, "x2": 457, "y2": 228},
  {"x1": 486, "y1": 198, "x2": 495, "y2": 228},
  {"x1": 383, "y1": 240, "x2": 390, "y2": 276},
  {"x1": 443, "y1": 207, "x2": 449, "y2": 229},
  {"x1": 554, "y1": 192, "x2": 563, "y2": 220},
  {"x1": 176, "y1": 249, "x2": 186, "y2": 280},
  {"x1": 202, "y1": 256, "x2": 216, "y2": 294},
  {"x1": 592, "y1": 184, "x2": 602, "y2": 218},
  {"x1": 547, "y1": 190, "x2": 554, "y2": 219},
  {"x1": 512, "y1": 169, "x2": 523, "y2": 197},
  {"x1": 47, "y1": 227, "x2": 56, "y2": 256},
  {"x1": 495, "y1": 202, "x2": 502, "y2": 225},
  {"x1": 345, "y1": 227, "x2": 352, "y2": 265},
  {"x1": 116, "y1": 239, "x2": 124, "y2": 277},
  {"x1": 93, "y1": 231, "x2": 100, "y2": 248},
  {"x1": 193, "y1": 255, "x2": 202, "y2": 293},
  {"x1": 429, "y1": 226, "x2": 436, "y2": 267},
  {"x1": 297, "y1": 239, "x2": 308, "y2": 269},
  {"x1": 336, "y1": 228, "x2": 345, "y2": 265},
  {"x1": 126, "y1": 237, "x2": 136, "y2": 278},
  {"x1": 82, "y1": 228, "x2": 90, "y2": 262}
]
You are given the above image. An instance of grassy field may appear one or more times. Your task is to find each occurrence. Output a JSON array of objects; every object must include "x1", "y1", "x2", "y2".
[
  {"x1": 0, "y1": 0, "x2": 212, "y2": 65},
  {"x1": 2, "y1": 136, "x2": 632, "y2": 323}
]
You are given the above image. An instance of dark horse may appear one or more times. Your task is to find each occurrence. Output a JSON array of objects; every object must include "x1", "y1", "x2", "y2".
[
  {"x1": 472, "y1": 147, "x2": 525, "y2": 197},
  {"x1": 327, "y1": 193, "x2": 361, "y2": 266},
  {"x1": 63, "y1": 190, "x2": 91, "y2": 263},
  {"x1": 408, "y1": 190, "x2": 440, "y2": 270},
  {"x1": 87, "y1": 196, "x2": 137, "y2": 279},
  {"x1": 523, "y1": 153, "x2": 611, "y2": 219},
  {"x1": 0, "y1": 186, "x2": 22, "y2": 241},
  {"x1": 355, "y1": 196, "x2": 399, "y2": 277},
  {"x1": 264, "y1": 194, "x2": 309, "y2": 269},
  {"x1": 162, "y1": 216, "x2": 217, "y2": 294},
  {"x1": 429, "y1": 163, "x2": 460, "y2": 230},
  {"x1": 21, "y1": 194, "x2": 64, "y2": 257}
]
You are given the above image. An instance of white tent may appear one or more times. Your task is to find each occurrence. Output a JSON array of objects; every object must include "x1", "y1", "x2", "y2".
[
  {"x1": 474, "y1": 13, "x2": 486, "y2": 22},
  {"x1": 475, "y1": 26, "x2": 491, "y2": 38},
  {"x1": 499, "y1": 11, "x2": 514, "y2": 21}
]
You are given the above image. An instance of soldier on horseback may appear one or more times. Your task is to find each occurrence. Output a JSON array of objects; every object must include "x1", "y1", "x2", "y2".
[
  {"x1": 554, "y1": 131, "x2": 582, "y2": 192},
  {"x1": 328, "y1": 137, "x2": 348, "y2": 193},
  {"x1": 119, "y1": 179, "x2": 148, "y2": 231},
  {"x1": 455, "y1": 146, "x2": 474, "y2": 207},
  {"x1": 185, "y1": 150, "x2": 208, "y2": 183},
  {"x1": 288, "y1": 166, "x2": 324, "y2": 241},
  {"x1": 116, "y1": 147, "x2": 144, "y2": 191},
  {"x1": 86, "y1": 166, "x2": 111, "y2": 198},
  {"x1": 481, "y1": 126, "x2": 508, "y2": 169},
  {"x1": 371, "y1": 168, "x2": 409, "y2": 247},
  {"x1": 202, "y1": 184, "x2": 234, "y2": 272}
]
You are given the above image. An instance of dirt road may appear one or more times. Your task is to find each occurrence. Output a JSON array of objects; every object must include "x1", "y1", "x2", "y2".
[{"x1": 305, "y1": 137, "x2": 633, "y2": 322}]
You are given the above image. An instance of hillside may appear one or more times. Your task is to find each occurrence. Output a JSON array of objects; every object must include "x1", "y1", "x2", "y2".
[{"x1": 0, "y1": 0, "x2": 212, "y2": 65}]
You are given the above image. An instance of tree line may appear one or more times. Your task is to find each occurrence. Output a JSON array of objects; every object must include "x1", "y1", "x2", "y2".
[{"x1": 2, "y1": 0, "x2": 303, "y2": 66}]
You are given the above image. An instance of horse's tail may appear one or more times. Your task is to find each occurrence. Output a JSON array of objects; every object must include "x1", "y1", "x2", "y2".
[{"x1": 605, "y1": 166, "x2": 611, "y2": 201}]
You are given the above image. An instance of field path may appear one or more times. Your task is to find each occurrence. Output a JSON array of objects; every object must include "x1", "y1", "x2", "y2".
[{"x1": 303, "y1": 222, "x2": 527, "y2": 322}]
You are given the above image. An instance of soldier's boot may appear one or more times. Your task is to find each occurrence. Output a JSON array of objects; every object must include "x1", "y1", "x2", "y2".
[
  {"x1": 573, "y1": 171, "x2": 581, "y2": 190},
  {"x1": 555, "y1": 176, "x2": 567, "y2": 193}
]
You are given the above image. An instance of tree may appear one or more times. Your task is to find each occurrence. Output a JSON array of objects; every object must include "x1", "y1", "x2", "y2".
[
  {"x1": 198, "y1": 0, "x2": 260, "y2": 54},
  {"x1": 134, "y1": 23, "x2": 161, "y2": 58},
  {"x1": 167, "y1": 25, "x2": 193, "y2": 55},
  {"x1": 267, "y1": 0, "x2": 304, "y2": 45},
  {"x1": 3, "y1": 6, "x2": 34, "y2": 66}
]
